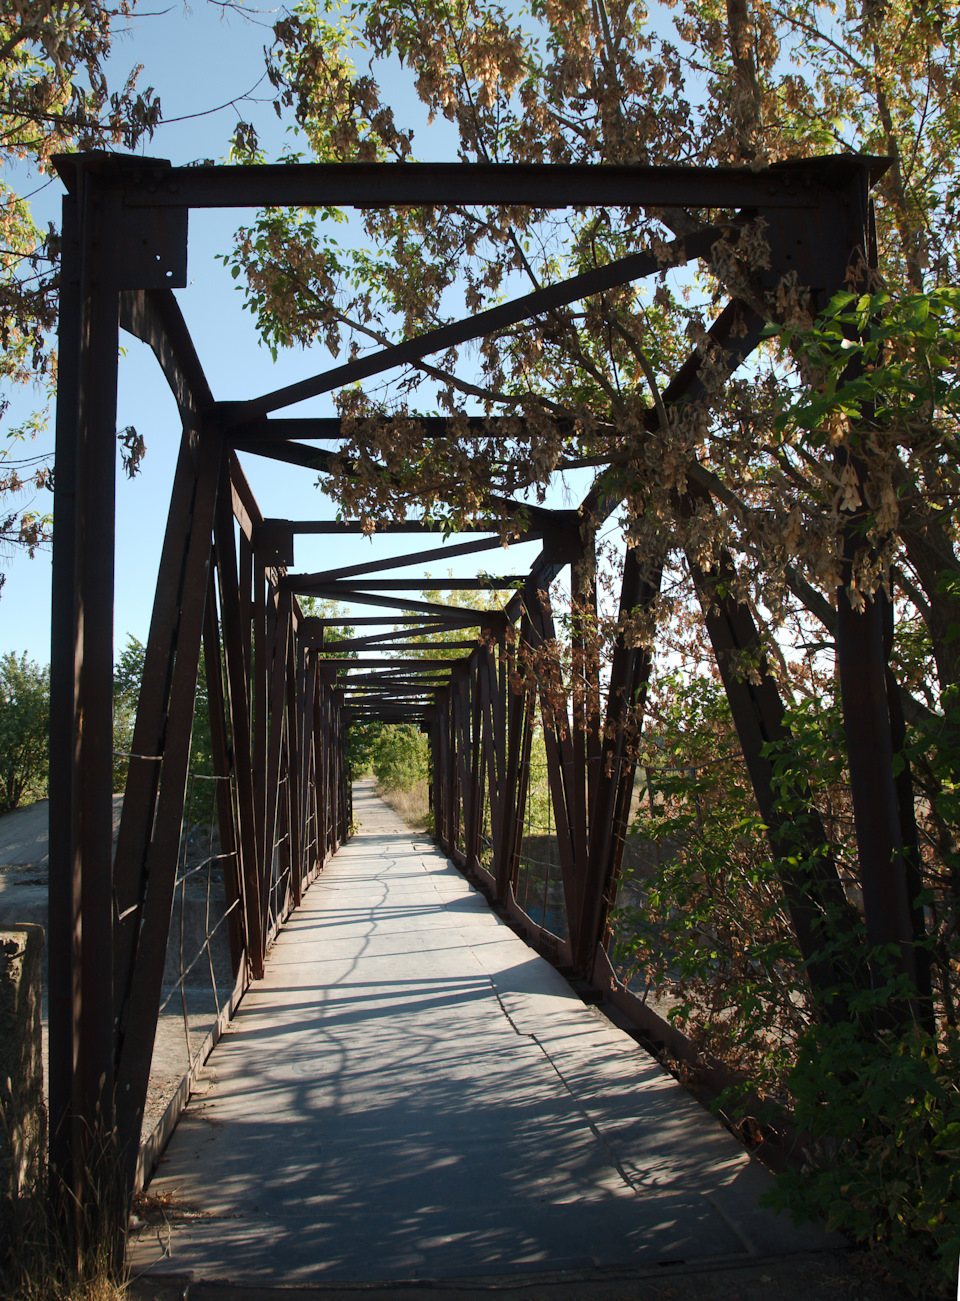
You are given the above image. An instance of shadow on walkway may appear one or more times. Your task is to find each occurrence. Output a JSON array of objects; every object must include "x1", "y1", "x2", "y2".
[{"x1": 129, "y1": 783, "x2": 847, "y2": 1289}]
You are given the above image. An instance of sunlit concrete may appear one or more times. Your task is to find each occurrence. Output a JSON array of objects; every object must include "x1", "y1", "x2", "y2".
[{"x1": 129, "y1": 782, "x2": 839, "y2": 1283}]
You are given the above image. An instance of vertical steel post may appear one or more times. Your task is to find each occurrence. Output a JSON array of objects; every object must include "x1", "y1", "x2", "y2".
[
  {"x1": 570, "y1": 538, "x2": 596, "y2": 928},
  {"x1": 263, "y1": 584, "x2": 291, "y2": 919},
  {"x1": 526, "y1": 581, "x2": 579, "y2": 948},
  {"x1": 48, "y1": 189, "x2": 83, "y2": 1197},
  {"x1": 49, "y1": 166, "x2": 121, "y2": 1206},
  {"x1": 215, "y1": 465, "x2": 264, "y2": 976},
  {"x1": 286, "y1": 616, "x2": 304, "y2": 905},
  {"x1": 202, "y1": 572, "x2": 246, "y2": 975},
  {"x1": 494, "y1": 613, "x2": 537, "y2": 903},
  {"x1": 576, "y1": 549, "x2": 660, "y2": 972},
  {"x1": 835, "y1": 460, "x2": 921, "y2": 1018},
  {"x1": 252, "y1": 543, "x2": 271, "y2": 943}
]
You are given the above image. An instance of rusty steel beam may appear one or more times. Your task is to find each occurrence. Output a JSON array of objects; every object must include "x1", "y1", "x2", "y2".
[
  {"x1": 252, "y1": 546, "x2": 272, "y2": 951},
  {"x1": 837, "y1": 574, "x2": 913, "y2": 954},
  {"x1": 569, "y1": 538, "x2": 595, "y2": 923},
  {"x1": 233, "y1": 438, "x2": 336, "y2": 474},
  {"x1": 48, "y1": 188, "x2": 84, "y2": 1194},
  {"x1": 264, "y1": 517, "x2": 504, "y2": 534},
  {"x1": 314, "y1": 668, "x2": 329, "y2": 871},
  {"x1": 296, "y1": 532, "x2": 530, "y2": 585},
  {"x1": 333, "y1": 680, "x2": 452, "y2": 694},
  {"x1": 350, "y1": 705, "x2": 431, "y2": 716},
  {"x1": 524, "y1": 580, "x2": 581, "y2": 948},
  {"x1": 227, "y1": 415, "x2": 595, "y2": 442},
  {"x1": 119, "y1": 289, "x2": 214, "y2": 417},
  {"x1": 479, "y1": 643, "x2": 506, "y2": 888},
  {"x1": 286, "y1": 585, "x2": 509, "y2": 627},
  {"x1": 300, "y1": 648, "x2": 319, "y2": 875},
  {"x1": 495, "y1": 616, "x2": 533, "y2": 900},
  {"x1": 574, "y1": 549, "x2": 661, "y2": 971},
  {"x1": 328, "y1": 639, "x2": 479, "y2": 653},
  {"x1": 835, "y1": 461, "x2": 923, "y2": 1021},
  {"x1": 321, "y1": 657, "x2": 458, "y2": 671},
  {"x1": 687, "y1": 537, "x2": 859, "y2": 1007},
  {"x1": 292, "y1": 576, "x2": 523, "y2": 592},
  {"x1": 214, "y1": 462, "x2": 265, "y2": 977},
  {"x1": 347, "y1": 703, "x2": 434, "y2": 712},
  {"x1": 307, "y1": 616, "x2": 465, "y2": 629},
  {"x1": 74, "y1": 183, "x2": 121, "y2": 1172},
  {"x1": 49, "y1": 161, "x2": 149, "y2": 1210},
  {"x1": 263, "y1": 586, "x2": 292, "y2": 933},
  {"x1": 202, "y1": 571, "x2": 246, "y2": 976},
  {"x1": 343, "y1": 665, "x2": 451, "y2": 676},
  {"x1": 232, "y1": 227, "x2": 727, "y2": 420},
  {"x1": 285, "y1": 614, "x2": 304, "y2": 908},
  {"x1": 348, "y1": 696, "x2": 432, "y2": 707},
  {"x1": 115, "y1": 434, "x2": 222, "y2": 1188},
  {"x1": 115, "y1": 156, "x2": 884, "y2": 212}
]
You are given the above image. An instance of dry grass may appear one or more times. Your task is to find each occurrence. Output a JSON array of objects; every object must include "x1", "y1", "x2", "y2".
[
  {"x1": 1, "y1": 1148, "x2": 128, "y2": 1301},
  {"x1": 377, "y1": 778, "x2": 430, "y2": 829},
  {"x1": 1, "y1": 1195, "x2": 128, "y2": 1301}
]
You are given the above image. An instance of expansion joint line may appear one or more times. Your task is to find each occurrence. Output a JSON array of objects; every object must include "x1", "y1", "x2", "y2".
[{"x1": 486, "y1": 978, "x2": 641, "y2": 1197}]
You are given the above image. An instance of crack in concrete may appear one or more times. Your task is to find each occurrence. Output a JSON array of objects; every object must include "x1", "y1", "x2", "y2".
[{"x1": 486, "y1": 977, "x2": 641, "y2": 1199}]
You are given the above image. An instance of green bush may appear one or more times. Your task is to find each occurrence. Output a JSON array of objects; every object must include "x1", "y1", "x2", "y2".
[
  {"x1": 612, "y1": 662, "x2": 960, "y2": 1294},
  {"x1": 371, "y1": 724, "x2": 429, "y2": 793},
  {"x1": 612, "y1": 671, "x2": 813, "y2": 1089},
  {"x1": 768, "y1": 1017, "x2": 960, "y2": 1297}
]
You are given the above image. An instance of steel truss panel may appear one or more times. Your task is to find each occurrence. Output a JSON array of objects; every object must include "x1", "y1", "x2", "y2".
[{"x1": 49, "y1": 150, "x2": 913, "y2": 1236}]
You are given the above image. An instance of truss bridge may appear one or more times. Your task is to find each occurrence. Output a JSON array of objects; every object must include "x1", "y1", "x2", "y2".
[{"x1": 45, "y1": 152, "x2": 888, "y2": 1287}]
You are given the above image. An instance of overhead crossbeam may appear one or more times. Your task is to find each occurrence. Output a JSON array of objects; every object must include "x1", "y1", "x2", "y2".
[
  {"x1": 323, "y1": 658, "x2": 458, "y2": 672},
  {"x1": 224, "y1": 415, "x2": 596, "y2": 441},
  {"x1": 116, "y1": 157, "x2": 857, "y2": 208},
  {"x1": 296, "y1": 533, "x2": 528, "y2": 585}
]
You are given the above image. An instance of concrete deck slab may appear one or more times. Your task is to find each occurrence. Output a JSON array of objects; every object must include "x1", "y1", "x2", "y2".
[{"x1": 129, "y1": 783, "x2": 840, "y2": 1284}]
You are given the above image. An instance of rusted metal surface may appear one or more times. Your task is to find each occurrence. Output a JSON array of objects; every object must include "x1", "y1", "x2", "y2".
[
  {"x1": 48, "y1": 187, "x2": 83, "y2": 1194},
  {"x1": 47, "y1": 152, "x2": 899, "y2": 1223},
  {"x1": 114, "y1": 433, "x2": 223, "y2": 1189}
]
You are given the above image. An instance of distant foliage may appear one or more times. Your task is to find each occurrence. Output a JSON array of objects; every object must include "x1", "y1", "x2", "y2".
[
  {"x1": 345, "y1": 719, "x2": 382, "y2": 779},
  {"x1": 113, "y1": 635, "x2": 145, "y2": 792},
  {"x1": 112, "y1": 634, "x2": 216, "y2": 817},
  {"x1": 0, "y1": 652, "x2": 48, "y2": 814},
  {"x1": 371, "y1": 724, "x2": 429, "y2": 794}
]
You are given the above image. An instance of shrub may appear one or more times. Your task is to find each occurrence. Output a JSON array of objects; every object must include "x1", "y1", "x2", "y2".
[
  {"x1": 612, "y1": 660, "x2": 960, "y2": 1294},
  {"x1": 371, "y1": 724, "x2": 429, "y2": 794},
  {"x1": 768, "y1": 1017, "x2": 960, "y2": 1297},
  {"x1": 612, "y1": 672, "x2": 813, "y2": 1092}
]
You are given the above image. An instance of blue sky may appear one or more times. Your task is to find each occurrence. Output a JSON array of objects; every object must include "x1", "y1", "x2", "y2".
[{"x1": 0, "y1": 1, "x2": 565, "y2": 663}]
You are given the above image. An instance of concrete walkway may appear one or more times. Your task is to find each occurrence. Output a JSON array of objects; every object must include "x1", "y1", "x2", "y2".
[{"x1": 129, "y1": 783, "x2": 839, "y2": 1285}]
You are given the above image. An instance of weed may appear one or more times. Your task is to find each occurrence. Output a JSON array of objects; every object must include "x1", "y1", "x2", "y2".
[{"x1": 1, "y1": 1133, "x2": 128, "y2": 1301}]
